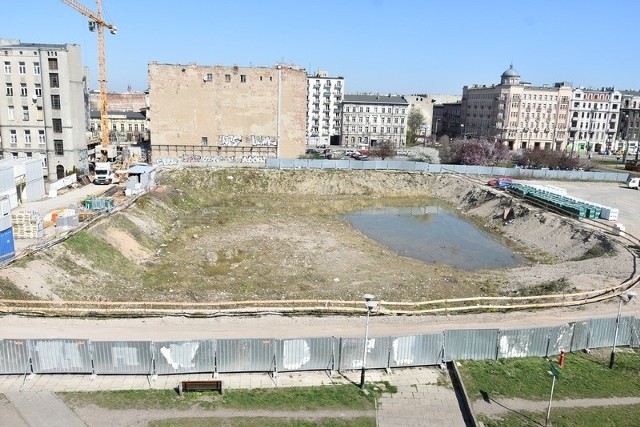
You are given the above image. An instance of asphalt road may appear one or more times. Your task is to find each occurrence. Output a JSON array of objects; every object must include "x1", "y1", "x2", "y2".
[{"x1": 3, "y1": 176, "x2": 638, "y2": 340}]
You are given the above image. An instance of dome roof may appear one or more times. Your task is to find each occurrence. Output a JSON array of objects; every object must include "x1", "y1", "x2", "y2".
[{"x1": 501, "y1": 64, "x2": 520, "y2": 78}]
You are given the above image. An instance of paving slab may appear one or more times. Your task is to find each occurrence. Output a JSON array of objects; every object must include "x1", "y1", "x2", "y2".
[{"x1": 5, "y1": 391, "x2": 85, "y2": 427}]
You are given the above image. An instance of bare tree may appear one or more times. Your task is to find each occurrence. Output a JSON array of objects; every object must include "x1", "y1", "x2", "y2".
[
  {"x1": 407, "y1": 108, "x2": 425, "y2": 146},
  {"x1": 370, "y1": 140, "x2": 397, "y2": 160}
]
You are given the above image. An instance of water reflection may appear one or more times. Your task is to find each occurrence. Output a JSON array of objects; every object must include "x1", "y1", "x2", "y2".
[{"x1": 344, "y1": 206, "x2": 523, "y2": 271}]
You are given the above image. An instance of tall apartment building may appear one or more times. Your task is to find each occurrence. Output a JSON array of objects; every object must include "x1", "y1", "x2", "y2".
[
  {"x1": 307, "y1": 71, "x2": 343, "y2": 146},
  {"x1": 0, "y1": 39, "x2": 88, "y2": 180},
  {"x1": 619, "y1": 91, "x2": 640, "y2": 157},
  {"x1": 341, "y1": 94, "x2": 409, "y2": 150},
  {"x1": 148, "y1": 62, "x2": 307, "y2": 163},
  {"x1": 568, "y1": 87, "x2": 621, "y2": 155},
  {"x1": 462, "y1": 66, "x2": 572, "y2": 151}
]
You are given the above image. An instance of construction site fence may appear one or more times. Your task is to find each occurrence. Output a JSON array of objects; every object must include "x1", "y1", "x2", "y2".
[
  {"x1": 265, "y1": 159, "x2": 630, "y2": 183},
  {"x1": 1, "y1": 316, "x2": 638, "y2": 377}
]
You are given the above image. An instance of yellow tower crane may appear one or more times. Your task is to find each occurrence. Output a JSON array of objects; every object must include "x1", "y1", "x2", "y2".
[{"x1": 61, "y1": 0, "x2": 117, "y2": 161}]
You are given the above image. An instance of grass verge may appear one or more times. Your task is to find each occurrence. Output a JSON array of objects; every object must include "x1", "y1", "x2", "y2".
[
  {"x1": 457, "y1": 349, "x2": 640, "y2": 401},
  {"x1": 61, "y1": 383, "x2": 389, "y2": 412},
  {"x1": 479, "y1": 404, "x2": 640, "y2": 427},
  {"x1": 149, "y1": 417, "x2": 376, "y2": 427}
]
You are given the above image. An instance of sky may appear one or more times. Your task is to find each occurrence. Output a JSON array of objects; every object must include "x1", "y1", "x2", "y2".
[{"x1": 3, "y1": 0, "x2": 640, "y2": 95}]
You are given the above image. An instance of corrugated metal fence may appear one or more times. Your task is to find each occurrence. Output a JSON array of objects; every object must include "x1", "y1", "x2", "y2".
[
  {"x1": 265, "y1": 159, "x2": 630, "y2": 182},
  {"x1": 1, "y1": 316, "x2": 637, "y2": 376}
]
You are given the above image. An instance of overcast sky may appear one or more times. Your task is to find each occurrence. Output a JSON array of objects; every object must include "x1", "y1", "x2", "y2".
[{"x1": 3, "y1": 0, "x2": 640, "y2": 95}]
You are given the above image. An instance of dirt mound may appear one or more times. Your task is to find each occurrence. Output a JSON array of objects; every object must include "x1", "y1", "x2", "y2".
[{"x1": 2, "y1": 169, "x2": 630, "y2": 302}]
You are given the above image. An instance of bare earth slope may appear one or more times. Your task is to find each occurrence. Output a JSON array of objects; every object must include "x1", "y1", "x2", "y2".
[{"x1": 1, "y1": 169, "x2": 631, "y2": 303}]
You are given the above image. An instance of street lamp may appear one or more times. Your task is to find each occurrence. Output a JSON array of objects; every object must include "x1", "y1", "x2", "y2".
[
  {"x1": 609, "y1": 290, "x2": 637, "y2": 368},
  {"x1": 359, "y1": 293, "x2": 376, "y2": 389},
  {"x1": 460, "y1": 123, "x2": 465, "y2": 140}
]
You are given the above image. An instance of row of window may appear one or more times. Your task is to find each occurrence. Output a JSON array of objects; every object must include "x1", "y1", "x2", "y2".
[
  {"x1": 3, "y1": 58, "x2": 58, "y2": 74},
  {"x1": 344, "y1": 115, "x2": 405, "y2": 124},
  {"x1": 6, "y1": 131, "x2": 63, "y2": 155},
  {"x1": 5, "y1": 73, "x2": 59, "y2": 96},
  {"x1": 91, "y1": 122, "x2": 143, "y2": 132},
  {"x1": 344, "y1": 126, "x2": 405, "y2": 134},
  {"x1": 344, "y1": 106, "x2": 406, "y2": 114}
]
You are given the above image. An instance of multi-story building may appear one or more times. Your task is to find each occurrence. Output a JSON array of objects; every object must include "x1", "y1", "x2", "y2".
[
  {"x1": 88, "y1": 89, "x2": 146, "y2": 112},
  {"x1": 617, "y1": 91, "x2": 640, "y2": 157},
  {"x1": 0, "y1": 38, "x2": 88, "y2": 180},
  {"x1": 148, "y1": 62, "x2": 307, "y2": 163},
  {"x1": 462, "y1": 66, "x2": 572, "y2": 151},
  {"x1": 340, "y1": 94, "x2": 409, "y2": 150},
  {"x1": 89, "y1": 110, "x2": 147, "y2": 143},
  {"x1": 568, "y1": 87, "x2": 621, "y2": 155},
  {"x1": 438, "y1": 101, "x2": 463, "y2": 138},
  {"x1": 307, "y1": 71, "x2": 343, "y2": 146},
  {"x1": 405, "y1": 94, "x2": 461, "y2": 137}
]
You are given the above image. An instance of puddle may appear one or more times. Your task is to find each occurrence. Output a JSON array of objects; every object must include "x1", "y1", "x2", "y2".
[{"x1": 344, "y1": 206, "x2": 523, "y2": 271}]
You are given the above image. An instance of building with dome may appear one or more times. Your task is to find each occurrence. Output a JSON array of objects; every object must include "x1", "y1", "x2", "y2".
[{"x1": 461, "y1": 66, "x2": 573, "y2": 152}]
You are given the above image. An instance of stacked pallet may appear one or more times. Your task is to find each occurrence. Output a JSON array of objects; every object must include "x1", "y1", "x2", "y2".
[
  {"x1": 508, "y1": 184, "x2": 618, "y2": 221},
  {"x1": 11, "y1": 210, "x2": 44, "y2": 239}
]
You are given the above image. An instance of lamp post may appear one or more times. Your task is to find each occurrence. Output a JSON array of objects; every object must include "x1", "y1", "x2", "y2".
[
  {"x1": 359, "y1": 293, "x2": 376, "y2": 389},
  {"x1": 609, "y1": 290, "x2": 637, "y2": 368},
  {"x1": 460, "y1": 123, "x2": 465, "y2": 140}
]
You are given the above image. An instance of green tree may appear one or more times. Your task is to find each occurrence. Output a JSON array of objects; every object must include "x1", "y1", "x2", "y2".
[{"x1": 407, "y1": 108, "x2": 425, "y2": 146}]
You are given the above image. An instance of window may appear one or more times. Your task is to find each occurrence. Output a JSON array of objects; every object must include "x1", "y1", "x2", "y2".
[
  {"x1": 134, "y1": 124, "x2": 139, "y2": 131},
  {"x1": 128, "y1": 124, "x2": 132, "y2": 131},
  {"x1": 120, "y1": 124, "x2": 124, "y2": 132},
  {"x1": 54, "y1": 139, "x2": 63, "y2": 155},
  {"x1": 24, "y1": 130, "x2": 31, "y2": 146},
  {"x1": 35, "y1": 84, "x2": 41, "y2": 97},
  {"x1": 240, "y1": 75, "x2": 246, "y2": 83},
  {"x1": 20, "y1": 83, "x2": 27, "y2": 97},
  {"x1": 37, "y1": 106, "x2": 43, "y2": 121},
  {"x1": 52, "y1": 118, "x2": 62, "y2": 133},
  {"x1": 49, "y1": 73, "x2": 59, "y2": 88},
  {"x1": 201, "y1": 136, "x2": 208, "y2": 146},
  {"x1": 33, "y1": 62, "x2": 40, "y2": 75},
  {"x1": 22, "y1": 106, "x2": 29, "y2": 121},
  {"x1": 51, "y1": 95, "x2": 60, "y2": 109},
  {"x1": 48, "y1": 58, "x2": 58, "y2": 70},
  {"x1": 10, "y1": 130, "x2": 17, "y2": 145},
  {"x1": 225, "y1": 74, "x2": 231, "y2": 82},
  {"x1": 4, "y1": 61, "x2": 10, "y2": 74},
  {"x1": 19, "y1": 62, "x2": 26, "y2": 74},
  {"x1": 6, "y1": 83, "x2": 13, "y2": 96},
  {"x1": 206, "y1": 73, "x2": 212, "y2": 82},
  {"x1": 38, "y1": 130, "x2": 45, "y2": 145},
  {"x1": 7, "y1": 106, "x2": 14, "y2": 121}
]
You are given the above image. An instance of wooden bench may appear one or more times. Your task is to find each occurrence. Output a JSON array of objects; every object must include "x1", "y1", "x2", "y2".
[{"x1": 178, "y1": 379, "x2": 223, "y2": 396}]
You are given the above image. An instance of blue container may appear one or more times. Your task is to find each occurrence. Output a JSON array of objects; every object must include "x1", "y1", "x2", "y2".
[{"x1": 0, "y1": 227, "x2": 16, "y2": 262}]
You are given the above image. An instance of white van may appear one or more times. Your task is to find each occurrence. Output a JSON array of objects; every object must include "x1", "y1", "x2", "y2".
[{"x1": 626, "y1": 176, "x2": 639, "y2": 190}]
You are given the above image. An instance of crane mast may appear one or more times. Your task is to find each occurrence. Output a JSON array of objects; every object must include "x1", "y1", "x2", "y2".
[{"x1": 61, "y1": 0, "x2": 117, "y2": 160}]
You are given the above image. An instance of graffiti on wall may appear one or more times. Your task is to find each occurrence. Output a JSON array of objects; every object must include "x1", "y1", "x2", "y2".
[
  {"x1": 218, "y1": 135, "x2": 242, "y2": 146},
  {"x1": 251, "y1": 135, "x2": 277, "y2": 146},
  {"x1": 156, "y1": 156, "x2": 267, "y2": 165},
  {"x1": 156, "y1": 157, "x2": 180, "y2": 166}
]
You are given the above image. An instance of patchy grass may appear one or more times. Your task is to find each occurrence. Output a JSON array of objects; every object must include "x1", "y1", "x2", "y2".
[
  {"x1": 150, "y1": 417, "x2": 375, "y2": 427},
  {"x1": 458, "y1": 349, "x2": 640, "y2": 402},
  {"x1": 0, "y1": 276, "x2": 36, "y2": 300},
  {"x1": 479, "y1": 404, "x2": 640, "y2": 427},
  {"x1": 508, "y1": 277, "x2": 577, "y2": 297},
  {"x1": 571, "y1": 240, "x2": 617, "y2": 261},
  {"x1": 62, "y1": 230, "x2": 135, "y2": 274},
  {"x1": 61, "y1": 384, "x2": 382, "y2": 412}
]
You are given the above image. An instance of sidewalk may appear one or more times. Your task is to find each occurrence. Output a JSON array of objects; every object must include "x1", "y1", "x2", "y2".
[{"x1": 0, "y1": 367, "x2": 470, "y2": 426}]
